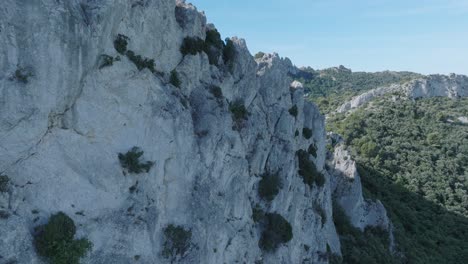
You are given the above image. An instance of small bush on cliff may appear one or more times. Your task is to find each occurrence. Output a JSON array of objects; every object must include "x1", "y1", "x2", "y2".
[
  {"x1": 297, "y1": 149, "x2": 325, "y2": 187},
  {"x1": 118, "y1": 147, "x2": 154, "y2": 174},
  {"x1": 0, "y1": 174, "x2": 9, "y2": 192},
  {"x1": 180, "y1": 37, "x2": 205, "y2": 56},
  {"x1": 288, "y1": 105, "x2": 298, "y2": 118},
  {"x1": 125, "y1": 50, "x2": 156, "y2": 73},
  {"x1": 302, "y1": 127, "x2": 313, "y2": 139},
  {"x1": 229, "y1": 100, "x2": 249, "y2": 130},
  {"x1": 308, "y1": 143, "x2": 317, "y2": 158},
  {"x1": 205, "y1": 29, "x2": 224, "y2": 65},
  {"x1": 98, "y1": 54, "x2": 119, "y2": 69},
  {"x1": 170, "y1": 70, "x2": 181, "y2": 88},
  {"x1": 162, "y1": 224, "x2": 192, "y2": 260},
  {"x1": 10, "y1": 67, "x2": 33, "y2": 84},
  {"x1": 258, "y1": 213, "x2": 293, "y2": 252},
  {"x1": 252, "y1": 204, "x2": 265, "y2": 223},
  {"x1": 209, "y1": 85, "x2": 223, "y2": 99},
  {"x1": 34, "y1": 212, "x2": 92, "y2": 264},
  {"x1": 258, "y1": 172, "x2": 282, "y2": 202},
  {"x1": 254, "y1": 52, "x2": 265, "y2": 59},
  {"x1": 114, "y1": 34, "x2": 129, "y2": 54}
]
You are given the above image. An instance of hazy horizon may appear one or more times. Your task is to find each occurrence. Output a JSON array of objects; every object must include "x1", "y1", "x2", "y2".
[{"x1": 190, "y1": 0, "x2": 468, "y2": 75}]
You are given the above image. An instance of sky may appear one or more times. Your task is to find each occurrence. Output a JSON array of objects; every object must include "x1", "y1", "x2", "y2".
[{"x1": 189, "y1": 0, "x2": 468, "y2": 75}]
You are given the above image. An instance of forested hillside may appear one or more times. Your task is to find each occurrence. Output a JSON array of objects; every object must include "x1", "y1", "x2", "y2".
[
  {"x1": 326, "y1": 95, "x2": 468, "y2": 263},
  {"x1": 294, "y1": 66, "x2": 421, "y2": 114}
]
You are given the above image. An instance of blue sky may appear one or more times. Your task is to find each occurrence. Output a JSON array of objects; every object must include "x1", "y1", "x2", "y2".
[{"x1": 189, "y1": 0, "x2": 468, "y2": 75}]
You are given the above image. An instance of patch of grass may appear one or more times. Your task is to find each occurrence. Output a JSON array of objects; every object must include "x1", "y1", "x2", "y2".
[
  {"x1": 0, "y1": 175, "x2": 9, "y2": 192},
  {"x1": 288, "y1": 105, "x2": 298, "y2": 118},
  {"x1": 170, "y1": 70, "x2": 181, "y2": 88},
  {"x1": 258, "y1": 172, "x2": 282, "y2": 202},
  {"x1": 118, "y1": 147, "x2": 155, "y2": 174},
  {"x1": 162, "y1": 224, "x2": 192, "y2": 260},
  {"x1": 34, "y1": 212, "x2": 92, "y2": 264},
  {"x1": 296, "y1": 150, "x2": 325, "y2": 187},
  {"x1": 302, "y1": 127, "x2": 313, "y2": 139},
  {"x1": 258, "y1": 213, "x2": 293, "y2": 252}
]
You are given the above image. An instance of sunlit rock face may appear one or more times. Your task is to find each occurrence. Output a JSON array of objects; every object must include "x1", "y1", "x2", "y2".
[{"x1": 0, "y1": 0, "x2": 349, "y2": 263}]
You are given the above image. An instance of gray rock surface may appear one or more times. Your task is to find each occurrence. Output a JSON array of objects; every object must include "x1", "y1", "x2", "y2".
[{"x1": 0, "y1": 0, "x2": 358, "y2": 263}]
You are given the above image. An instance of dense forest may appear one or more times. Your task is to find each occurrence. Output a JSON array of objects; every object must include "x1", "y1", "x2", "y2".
[
  {"x1": 307, "y1": 71, "x2": 468, "y2": 263},
  {"x1": 294, "y1": 66, "x2": 421, "y2": 114}
]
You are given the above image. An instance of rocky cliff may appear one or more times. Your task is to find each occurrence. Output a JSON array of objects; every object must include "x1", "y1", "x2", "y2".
[{"x1": 0, "y1": 1, "x2": 387, "y2": 263}]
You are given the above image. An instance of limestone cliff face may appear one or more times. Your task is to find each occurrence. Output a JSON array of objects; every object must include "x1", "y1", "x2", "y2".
[
  {"x1": 0, "y1": 1, "x2": 346, "y2": 263},
  {"x1": 337, "y1": 74, "x2": 468, "y2": 113}
]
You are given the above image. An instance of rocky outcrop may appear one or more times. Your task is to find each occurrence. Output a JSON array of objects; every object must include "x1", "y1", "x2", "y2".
[
  {"x1": 337, "y1": 74, "x2": 468, "y2": 113},
  {"x1": 0, "y1": 0, "x2": 347, "y2": 263}
]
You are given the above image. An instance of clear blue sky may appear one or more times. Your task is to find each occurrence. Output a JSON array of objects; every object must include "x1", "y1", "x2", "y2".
[{"x1": 190, "y1": 0, "x2": 468, "y2": 75}]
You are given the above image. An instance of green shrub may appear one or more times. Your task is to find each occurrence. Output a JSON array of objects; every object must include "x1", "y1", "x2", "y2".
[
  {"x1": 204, "y1": 29, "x2": 224, "y2": 65},
  {"x1": 34, "y1": 212, "x2": 92, "y2": 264},
  {"x1": 170, "y1": 70, "x2": 181, "y2": 88},
  {"x1": 288, "y1": 105, "x2": 298, "y2": 118},
  {"x1": 302, "y1": 127, "x2": 313, "y2": 139},
  {"x1": 180, "y1": 37, "x2": 205, "y2": 56},
  {"x1": 209, "y1": 85, "x2": 223, "y2": 99},
  {"x1": 162, "y1": 224, "x2": 192, "y2": 260},
  {"x1": 254, "y1": 52, "x2": 265, "y2": 59},
  {"x1": 252, "y1": 204, "x2": 265, "y2": 223},
  {"x1": 308, "y1": 144, "x2": 317, "y2": 158},
  {"x1": 258, "y1": 213, "x2": 293, "y2": 252},
  {"x1": 99, "y1": 54, "x2": 119, "y2": 69},
  {"x1": 223, "y1": 38, "x2": 236, "y2": 70},
  {"x1": 295, "y1": 130, "x2": 299, "y2": 137},
  {"x1": 114, "y1": 34, "x2": 129, "y2": 54},
  {"x1": 125, "y1": 50, "x2": 156, "y2": 73},
  {"x1": 10, "y1": 67, "x2": 33, "y2": 84},
  {"x1": 229, "y1": 100, "x2": 249, "y2": 130},
  {"x1": 296, "y1": 150, "x2": 325, "y2": 187},
  {"x1": 258, "y1": 172, "x2": 282, "y2": 202},
  {"x1": 0, "y1": 175, "x2": 9, "y2": 192},
  {"x1": 118, "y1": 147, "x2": 154, "y2": 174}
]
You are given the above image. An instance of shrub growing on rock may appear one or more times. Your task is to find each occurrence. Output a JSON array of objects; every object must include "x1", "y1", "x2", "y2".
[
  {"x1": 254, "y1": 52, "x2": 265, "y2": 59},
  {"x1": 170, "y1": 70, "x2": 181, "y2": 88},
  {"x1": 289, "y1": 105, "x2": 298, "y2": 118},
  {"x1": 308, "y1": 143, "x2": 317, "y2": 158},
  {"x1": 125, "y1": 50, "x2": 156, "y2": 73},
  {"x1": 114, "y1": 34, "x2": 129, "y2": 54},
  {"x1": 162, "y1": 224, "x2": 192, "y2": 260},
  {"x1": 252, "y1": 204, "x2": 265, "y2": 223},
  {"x1": 204, "y1": 29, "x2": 224, "y2": 65},
  {"x1": 209, "y1": 85, "x2": 223, "y2": 99},
  {"x1": 118, "y1": 147, "x2": 154, "y2": 174},
  {"x1": 98, "y1": 54, "x2": 119, "y2": 69},
  {"x1": 258, "y1": 172, "x2": 282, "y2": 202},
  {"x1": 180, "y1": 37, "x2": 205, "y2": 56},
  {"x1": 303, "y1": 127, "x2": 313, "y2": 139},
  {"x1": 0, "y1": 174, "x2": 9, "y2": 192},
  {"x1": 223, "y1": 38, "x2": 236, "y2": 65},
  {"x1": 10, "y1": 67, "x2": 33, "y2": 84},
  {"x1": 229, "y1": 100, "x2": 249, "y2": 130},
  {"x1": 297, "y1": 150, "x2": 325, "y2": 187},
  {"x1": 34, "y1": 212, "x2": 92, "y2": 264},
  {"x1": 258, "y1": 213, "x2": 293, "y2": 252}
]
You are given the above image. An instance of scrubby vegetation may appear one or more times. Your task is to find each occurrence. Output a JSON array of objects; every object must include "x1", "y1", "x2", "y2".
[
  {"x1": 34, "y1": 212, "x2": 92, "y2": 264},
  {"x1": 10, "y1": 67, "x2": 33, "y2": 84},
  {"x1": 229, "y1": 100, "x2": 249, "y2": 130},
  {"x1": 296, "y1": 149, "x2": 325, "y2": 187},
  {"x1": 0, "y1": 174, "x2": 9, "y2": 192},
  {"x1": 327, "y1": 96, "x2": 468, "y2": 263},
  {"x1": 302, "y1": 127, "x2": 313, "y2": 139},
  {"x1": 180, "y1": 37, "x2": 205, "y2": 56},
  {"x1": 170, "y1": 70, "x2": 181, "y2": 88},
  {"x1": 288, "y1": 105, "x2": 298, "y2": 118},
  {"x1": 254, "y1": 52, "x2": 265, "y2": 59},
  {"x1": 113, "y1": 34, "x2": 156, "y2": 73},
  {"x1": 293, "y1": 66, "x2": 421, "y2": 114},
  {"x1": 204, "y1": 29, "x2": 224, "y2": 65},
  {"x1": 114, "y1": 34, "x2": 129, "y2": 54},
  {"x1": 252, "y1": 204, "x2": 265, "y2": 223},
  {"x1": 223, "y1": 38, "x2": 236, "y2": 70},
  {"x1": 258, "y1": 172, "x2": 282, "y2": 202},
  {"x1": 162, "y1": 224, "x2": 192, "y2": 260},
  {"x1": 308, "y1": 143, "x2": 317, "y2": 158},
  {"x1": 118, "y1": 147, "x2": 154, "y2": 174},
  {"x1": 98, "y1": 54, "x2": 119, "y2": 69},
  {"x1": 180, "y1": 30, "x2": 231, "y2": 66},
  {"x1": 209, "y1": 85, "x2": 223, "y2": 99},
  {"x1": 258, "y1": 213, "x2": 293, "y2": 252}
]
